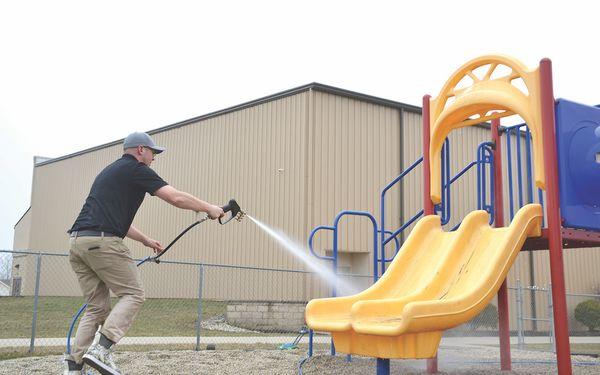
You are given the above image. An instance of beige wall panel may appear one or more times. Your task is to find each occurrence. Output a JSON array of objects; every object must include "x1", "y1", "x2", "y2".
[
  {"x1": 29, "y1": 144, "x2": 122, "y2": 253},
  {"x1": 398, "y1": 111, "x2": 423, "y2": 240},
  {"x1": 13, "y1": 208, "x2": 32, "y2": 250},
  {"x1": 308, "y1": 91, "x2": 401, "y2": 277},
  {"x1": 12, "y1": 208, "x2": 33, "y2": 293},
  {"x1": 26, "y1": 93, "x2": 311, "y2": 299},
  {"x1": 563, "y1": 247, "x2": 600, "y2": 293}
]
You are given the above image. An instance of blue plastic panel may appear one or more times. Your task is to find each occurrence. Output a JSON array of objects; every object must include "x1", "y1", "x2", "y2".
[{"x1": 555, "y1": 99, "x2": 600, "y2": 231}]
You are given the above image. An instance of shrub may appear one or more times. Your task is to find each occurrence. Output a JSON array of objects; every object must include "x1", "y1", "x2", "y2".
[{"x1": 574, "y1": 299, "x2": 600, "y2": 332}]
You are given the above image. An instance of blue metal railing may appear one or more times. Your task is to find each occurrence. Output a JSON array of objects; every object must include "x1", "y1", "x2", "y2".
[
  {"x1": 379, "y1": 139, "x2": 450, "y2": 275},
  {"x1": 503, "y1": 124, "x2": 545, "y2": 223},
  {"x1": 447, "y1": 141, "x2": 494, "y2": 231},
  {"x1": 310, "y1": 139, "x2": 495, "y2": 282},
  {"x1": 435, "y1": 139, "x2": 452, "y2": 225},
  {"x1": 309, "y1": 211, "x2": 379, "y2": 291},
  {"x1": 380, "y1": 140, "x2": 494, "y2": 268},
  {"x1": 307, "y1": 210, "x2": 378, "y2": 357},
  {"x1": 476, "y1": 142, "x2": 495, "y2": 218},
  {"x1": 379, "y1": 156, "x2": 424, "y2": 275},
  {"x1": 305, "y1": 139, "x2": 496, "y2": 363}
]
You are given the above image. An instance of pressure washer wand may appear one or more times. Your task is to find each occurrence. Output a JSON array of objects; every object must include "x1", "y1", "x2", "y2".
[{"x1": 141, "y1": 198, "x2": 246, "y2": 265}]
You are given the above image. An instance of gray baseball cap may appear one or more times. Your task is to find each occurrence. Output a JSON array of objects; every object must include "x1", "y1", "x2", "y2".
[{"x1": 123, "y1": 132, "x2": 166, "y2": 154}]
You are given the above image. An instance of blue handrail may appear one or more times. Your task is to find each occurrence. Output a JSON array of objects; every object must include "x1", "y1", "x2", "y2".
[
  {"x1": 382, "y1": 210, "x2": 424, "y2": 249},
  {"x1": 379, "y1": 229, "x2": 400, "y2": 263},
  {"x1": 307, "y1": 212, "x2": 379, "y2": 291},
  {"x1": 379, "y1": 156, "x2": 423, "y2": 275},
  {"x1": 446, "y1": 142, "x2": 494, "y2": 231},
  {"x1": 332, "y1": 211, "x2": 379, "y2": 289},
  {"x1": 436, "y1": 139, "x2": 452, "y2": 225},
  {"x1": 502, "y1": 124, "x2": 545, "y2": 223},
  {"x1": 380, "y1": 142, "x2": 494, "y2": 270},
  {"x1": 506, "y1": 128, "x2": 515, "y2": 219},
  {"x1": 477, "y1": 142, "x2": 495, "y2": 223},
  {"x1": 525, "y1": 127, "x2": 534, "y2": 204},
  {"x1": 379, "y1": 140, "x2": 450, "y2": 275},
  {"x1": 517, "y1": 128, "x2": 524, "y2": 208},
  {"x1": 308, "y1": 225, "x2": 335, "y2": 262}
]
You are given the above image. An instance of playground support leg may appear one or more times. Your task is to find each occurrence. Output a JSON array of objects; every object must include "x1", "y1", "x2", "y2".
[
  {"x1": 376, "y1": 358, "x2": 390, "y2": 375},
  {"x1": 497, "y1": 282, "x2": 511, "y2": 370},
  {"x1": 426, "y1": 356, "x2": 438, "y2": 373},
  {"x1": 540, "y1": 58, "x2": 572, "y2": 375},
  {"x1": 492, "y1": 119, "x2": 511, "y2": 370},
  {"x1": 423, "y1": 95, "x2": 437, "y2": 374}
]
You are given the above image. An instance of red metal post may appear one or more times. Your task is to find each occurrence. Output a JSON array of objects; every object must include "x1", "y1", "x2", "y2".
[
  {"x1": 492, "y1": 119, "x2": 511, "y2": 370},
  {"x1": 423, "y1": 95, "x2": 438, "y2": 374},
  {"x1": 423, "y1": 95, "x2": 435, "y2": 217},
  {"x1": 540, "y1": 58, "x2": 572, "y2": 375}
]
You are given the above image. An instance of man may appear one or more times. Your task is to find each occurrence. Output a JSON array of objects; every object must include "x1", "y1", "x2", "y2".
[{"x1": 65, "y1": 132, "x2": 224, "y2": 375}]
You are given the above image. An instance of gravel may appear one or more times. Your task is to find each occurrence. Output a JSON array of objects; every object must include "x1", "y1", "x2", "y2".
[
  {"x1": 200, "y1": 315, "x2": 257, "y2": 333},
  {"x1": 1, "y1": 345, "x2": 599, "y2": 374}
]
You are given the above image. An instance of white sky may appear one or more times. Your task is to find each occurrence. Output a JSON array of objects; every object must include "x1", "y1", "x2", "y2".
[{"x1": 1, "y1": 0, "x2": 599, "y2": 250}]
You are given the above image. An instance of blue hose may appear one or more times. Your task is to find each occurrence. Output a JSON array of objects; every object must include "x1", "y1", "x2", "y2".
[{"x1": 298, "y1": 355, "x2": 311, "y2": 375}]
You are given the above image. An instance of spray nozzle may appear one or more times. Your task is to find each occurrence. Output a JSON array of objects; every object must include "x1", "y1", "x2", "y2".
[{"x1": 219, "y1": 199, "x2": 246, "y2": 224}]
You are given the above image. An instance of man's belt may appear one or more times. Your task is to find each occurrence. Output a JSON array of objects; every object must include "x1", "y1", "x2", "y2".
[{"x1": 70, "y1": 230, "x2": 118, "y2": 238}]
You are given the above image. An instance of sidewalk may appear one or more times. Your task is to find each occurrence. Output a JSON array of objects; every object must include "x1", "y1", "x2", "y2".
[
  {"x1": 441, "y1": 336, "x2": 600, "y2": 346},
  {"x1": 2, "y1": 336, "x2": 599, "y2": 348}
]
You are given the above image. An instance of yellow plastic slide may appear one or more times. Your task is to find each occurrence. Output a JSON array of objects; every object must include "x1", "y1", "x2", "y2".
[{"x1": 305, "y1": 204, "x2": 542, "y2": 359}]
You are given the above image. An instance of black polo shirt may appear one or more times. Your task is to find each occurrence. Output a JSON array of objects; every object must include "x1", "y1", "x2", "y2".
[{"x1": 69, "y1": 154, "x2": 168, "y2": 238}]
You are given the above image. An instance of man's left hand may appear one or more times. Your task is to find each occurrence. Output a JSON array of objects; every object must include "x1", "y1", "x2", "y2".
[{"x1": 143, "y1": 237, "x2": 164, "y2": 254}]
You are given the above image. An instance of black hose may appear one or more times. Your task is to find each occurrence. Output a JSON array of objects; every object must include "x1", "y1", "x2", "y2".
[{"x1": 146, "y1": 218, "x2": 207, "y2": 264}]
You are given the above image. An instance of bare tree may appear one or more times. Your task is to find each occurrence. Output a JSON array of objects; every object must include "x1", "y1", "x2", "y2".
[{"x1": 0, "y1": 253, "x2": 12, "y2": 280}]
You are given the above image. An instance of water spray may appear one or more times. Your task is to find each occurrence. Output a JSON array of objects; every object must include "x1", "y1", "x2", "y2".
[{"x1": 247, "y1": 216, "x2": 361, "y2": 296}]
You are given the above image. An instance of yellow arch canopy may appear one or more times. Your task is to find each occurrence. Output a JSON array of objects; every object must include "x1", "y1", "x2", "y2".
[{"x1": 429, "y1": 55, "x2": 544, "y2": 204}]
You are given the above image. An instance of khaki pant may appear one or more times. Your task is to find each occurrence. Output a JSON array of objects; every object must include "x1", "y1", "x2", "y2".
[{"x1": 68, "y1": 235, "x2": 145, "y2": 364}]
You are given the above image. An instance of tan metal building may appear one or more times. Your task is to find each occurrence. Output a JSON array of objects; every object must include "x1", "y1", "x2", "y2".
[{"x1": 11, "y1": 84, "x2": 600, "y2": 326}]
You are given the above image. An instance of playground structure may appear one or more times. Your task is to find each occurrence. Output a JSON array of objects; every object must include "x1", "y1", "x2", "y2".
[{"x1": 305, "y1": 55, "x2": 600, "y2": 375}]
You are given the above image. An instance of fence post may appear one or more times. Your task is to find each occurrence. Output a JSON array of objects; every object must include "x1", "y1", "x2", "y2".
[
  {"x1": 516, "y1": 280, "x2": 524, "y2": 349},
  {"x1": 195, "y1": 264, "x2": 205, "y2": 351},
  {"x1": 29, "y1": 253, "x2": 42, "y2": 353},
  {"x1": 547, "y1": 283, "x2": 555, "y2": 353}
]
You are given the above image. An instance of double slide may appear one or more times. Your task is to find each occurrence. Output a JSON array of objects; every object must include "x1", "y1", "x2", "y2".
[{"x1": 305, "y1": 204, "x2": 542, "y2": 359}]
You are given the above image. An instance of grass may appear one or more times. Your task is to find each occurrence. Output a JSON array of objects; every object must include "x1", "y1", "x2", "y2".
[{"x1": 0, "y1": 296, "x2": 230, "y2": 338}]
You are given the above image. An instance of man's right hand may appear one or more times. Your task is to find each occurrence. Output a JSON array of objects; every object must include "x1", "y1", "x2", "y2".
[
  {"x1": 207, "y1": 205, "x2": 225, "y2": 220},
  {"x1": 156, "y1": 186, "x2": 226, "y2": 220}
]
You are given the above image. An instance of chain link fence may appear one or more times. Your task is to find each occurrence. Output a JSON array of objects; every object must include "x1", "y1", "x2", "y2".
[
  {"x1": 0, "y1": 250, "x2": 360, "y2": 357},
  {"x1": 1, "y1": 250, "x2": 599, "y2": 359}
]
